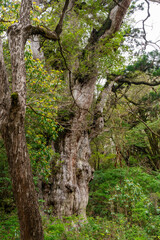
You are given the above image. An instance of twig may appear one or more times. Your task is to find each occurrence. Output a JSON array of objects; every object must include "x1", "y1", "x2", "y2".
[{"x1": 142, "y1": 0, "x2": 150, "y2": 49}]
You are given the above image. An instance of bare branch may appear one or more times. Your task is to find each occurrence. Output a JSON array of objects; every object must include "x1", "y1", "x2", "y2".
[
  {"x1": 27, "y1": 104, "x2": 55, "y2": 121},
  {"x1": 55, "y1": 0, "x2": 70, "y2": 36},
  {"x1": 124, "y1": 95, "x2": 140, "y2": 106},
  {"x1": 0, "y1": 19, "x2": 12, "y2": 23},
  {"x1": 148, "y1": 0, "x2": 160, "y2": 3},
  {"x1": 142, "y1": 0, "x2": 150, "y2": 49}
]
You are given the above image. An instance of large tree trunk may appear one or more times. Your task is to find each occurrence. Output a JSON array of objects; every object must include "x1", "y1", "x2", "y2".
[
  {"x1": 45, "y1": 79, "x2": 96, "y2": 218},
  {"x1": 50, "y1": 114, "x2": 93, "y2": 218},
  {"x1": 42, "y1": 0, "x2": 131, "y2": 218}
]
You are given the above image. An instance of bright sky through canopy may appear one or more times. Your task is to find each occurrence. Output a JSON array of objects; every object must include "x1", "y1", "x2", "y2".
[{"x1": 134, "y1": 0, "x2": 160, "y2": 51}]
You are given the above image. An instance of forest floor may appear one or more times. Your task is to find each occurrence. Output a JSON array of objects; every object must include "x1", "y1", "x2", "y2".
[{"x1": 0, "y1": 166, "x2": 160, "y2": 240}]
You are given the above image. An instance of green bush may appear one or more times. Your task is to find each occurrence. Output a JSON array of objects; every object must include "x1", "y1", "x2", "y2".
[
  {"x1": 87, "y1": 167, "x2": 160, "y2": 239},
  {"x1": 0, "y1": 211, "x2": 19, "y2": 240}
]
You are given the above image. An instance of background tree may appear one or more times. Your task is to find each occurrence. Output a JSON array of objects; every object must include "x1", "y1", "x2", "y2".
[{"x1": 89, "y1": 51, "x2": 160, "y2": 171}]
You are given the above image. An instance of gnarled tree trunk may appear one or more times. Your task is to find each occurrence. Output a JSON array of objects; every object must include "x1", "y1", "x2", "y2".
[
  {"x1": 51, "y1": 124, "x2": 93, "y2": 218},
  {"x1": 50, "y1": 79, "x2": 96, "y2": 218},
  {"x1": 46, "y1": 0, "x2": 131, "y2": 218}
]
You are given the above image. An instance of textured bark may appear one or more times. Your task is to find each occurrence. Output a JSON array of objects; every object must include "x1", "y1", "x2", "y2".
[
  {"x1": 51, "y1": 124, "x2": 93, "y2": 218},
  {"x1": 0, "y1": 0, "x2": 44, "y2": 239},
  {"x1": 30, "y1": 35, "x2": 44, "y2": 60},
  {"x1": 90, "y1": 81, "x2": 115, "y2": 140},
  {"x1": 30, "y1": 1, "x2": 44, "y2": 60},
  {"x1": 1, "y1": 124, "x2": 44, "y2": 240},
  {"x1": 44, "y1": 79, "x2": 96, "y2": 218},
  {"x1": 0, "y1": 36, "x2": 44, "y2": 240}
]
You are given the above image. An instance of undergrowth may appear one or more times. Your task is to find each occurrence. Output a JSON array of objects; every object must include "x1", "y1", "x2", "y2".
[{"x1": 0, "y1": 167, "x2": 160, "y2": 239}]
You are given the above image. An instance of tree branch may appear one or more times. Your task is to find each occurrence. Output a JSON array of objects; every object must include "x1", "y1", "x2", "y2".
[
  {"x1": 148, "y1": 0, "x2": 160, "y2": 3},
  {"x1": 58, "y1": 39, "x2": 95, "y2": 115},
  {"x1": 0, "y1": 19, "x2": 12, "y2": 23},
  {"x1": 89, "y1": 77, "x2": 122, "y2": 139},
  {"x1": 55, "y1": 0, "x2": 70, "y2": 36},
  {"x1": 28, "y1": 25, "x2": 58, "y2": 40},
  {"x1": 124, "y1": 95, "x2": 140, "y2": 106},
  {"x1": 88, "y1": 0, "x2": 131, "y2": 46},
  {"x1": 118, "y1": 78, "x2": 160, "y2": 86},
  {"x1": 142, "y1": 0, "x2": 150, "y2": 49},
  {"x1": 26, "y1": 0, "x2": 72, "y2": 41}
]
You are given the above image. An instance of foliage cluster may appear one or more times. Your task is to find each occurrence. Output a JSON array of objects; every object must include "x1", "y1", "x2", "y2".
[{"x1": 25, "y1": 45, "x2": 65, "y2": 182}]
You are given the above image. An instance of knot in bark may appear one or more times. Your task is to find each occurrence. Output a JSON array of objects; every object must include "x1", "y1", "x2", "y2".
[{"x1": 65, "y1": 183, "x2": 76, "y2": 193}]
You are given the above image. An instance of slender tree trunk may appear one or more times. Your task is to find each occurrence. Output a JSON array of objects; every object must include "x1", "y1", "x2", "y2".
[
  {"x1": 0, "y1": 0, "x2": 44, "y2": 237},
  {"x1": 0, "y1": 41, "x2": 44, "y2": 239},
  {"x1": 1, "y1": 123, "x2": 44, "y2": 240}
]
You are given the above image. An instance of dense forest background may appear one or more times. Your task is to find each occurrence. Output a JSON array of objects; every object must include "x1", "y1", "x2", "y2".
[{"x1": 0, "y1": 0, "x2": 160, "y2": 239}]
